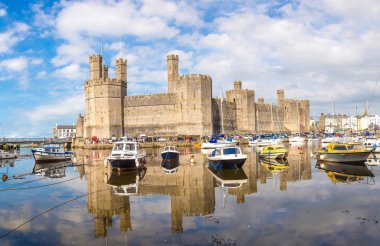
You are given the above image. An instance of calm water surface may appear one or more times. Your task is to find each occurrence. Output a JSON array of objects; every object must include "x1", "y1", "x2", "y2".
[{"x1": 1, "y1": 144, "x2": 380, "y2": 245}]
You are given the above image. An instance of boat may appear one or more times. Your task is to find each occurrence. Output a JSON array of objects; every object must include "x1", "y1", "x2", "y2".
[
  {"x1": 31, "y1": 143, "x2": 72, "y2": 163},
  {"x1": 250, "y1": 138, "x2": 282, "y2": 147},
  {"x1": 106, "y1": 141, "x2": 146, "y2": 170},
  {"x1": 314, "y1": 143, "x2": 371, "y2": 163},
  {"x1": 201, "y1": 138, "x2": 238, "y2": 149},
  {"x1": 0, "y1": 149, "x2": 17, "y2": 159},
  {"x1": 257, "y1": 145, "x2": 289, "y2": 159},
  {"x1": 363, "y1": 138, "x2": 380, "y2": 152},
  {"x1": 161, "y1": 146, "x2": 179, "y2": 161},
  {"x1": 207, "y1": 146, "x2": 247, "y2": 169},
  {"x1": 288, "y1": 135, "x2": 306, "y2": 142},
  {"x1": 366, "y1": 154, "x2": 380, "y2": 166},
  {"x1": 315, "y1": 161, "x2": 374, "y2": 184},
  {"x1": 106, "y1": 168, "x2": 147, "y2": 196}
]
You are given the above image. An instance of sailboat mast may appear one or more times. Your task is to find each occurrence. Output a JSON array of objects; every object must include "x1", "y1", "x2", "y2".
[{"x1": 221, "y1": 96, "x2": 224, "y2": 134}]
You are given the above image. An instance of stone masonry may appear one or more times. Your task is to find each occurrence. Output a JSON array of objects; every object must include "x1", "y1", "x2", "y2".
[{"x1": 79, "y1": 54, "x2": 310, "y2": 138}]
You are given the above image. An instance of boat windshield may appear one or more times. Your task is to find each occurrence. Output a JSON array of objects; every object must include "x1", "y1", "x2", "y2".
[
  {"x1": 124, "y1": 144, "x2": 136, "y2": 151},
  {"x1": 113, "y1": 144, "x2": 124, "y2": 151},
  {"x1": 223, "y1": 148, "x2": 240, "y2": 155},
  {"x1": 332, "y1": 145, "x2": 347, "y2": 150}
]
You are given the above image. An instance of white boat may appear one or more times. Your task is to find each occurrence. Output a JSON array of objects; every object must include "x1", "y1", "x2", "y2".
[
  {"x1": 201, "y1": 139, "x2": 237, "y2": 149},
  {"x1": 208, "y1": 146, "x2": 247, "y2": 169},
  {"x1": 249, "y1": 138, "x2": 282, "y2": 147},
  {"x1": 363, "y1": 138, "x2": 380, "y2": 152},
  {"x1": 106, "y1": 141, "x2": 146, "y2": 170},
  {"x1": 288, "y1": 136, "x2": 306, "y2": 142},
  {"x1": 31, "y1": 143, "x2": 72, "y2": 163},
  {"x1": 0, "y1": 149, "x2": 17, "y2": 159}
]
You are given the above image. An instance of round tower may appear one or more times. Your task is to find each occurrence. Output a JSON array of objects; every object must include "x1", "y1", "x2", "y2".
[
  {"x1": 234, "y1": 80, "x2": 242, "y2": 90},
  {"x1": 277, "y1": 89, "x2": 284, "y2": 105},
  {"x1": 89, "y1": 55, "x2": 103, "y2": 80}
]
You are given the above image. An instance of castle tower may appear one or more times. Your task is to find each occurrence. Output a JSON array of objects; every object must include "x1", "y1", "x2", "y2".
[
  {"x1": 116, "y1": 58, "x2": 127, "y2": 82},
  {"x1": 167, "y1": 54, "x2": 179, "y2": 93},
  {"x1": 84, "y1": 54, "x2": 126, "y2": 138},
  {"x1": 89, "y1": 55, "x2": 103, "y2": 80},
  {"x1": 277, "y1": 89, "x2": 284, "y2": 105},
  {"x1": 226, "y1": 81, "x2": 256, "y2": 133}
]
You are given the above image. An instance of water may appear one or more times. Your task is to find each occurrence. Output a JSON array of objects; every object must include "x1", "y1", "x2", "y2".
[{"x1": 1, "y1": 144, "x2": 380, "y2": 245}]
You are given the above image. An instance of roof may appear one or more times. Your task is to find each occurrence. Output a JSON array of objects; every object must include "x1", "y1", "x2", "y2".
[{"x1": 56, "y1": 125, "x2": 76, "y2": 129}]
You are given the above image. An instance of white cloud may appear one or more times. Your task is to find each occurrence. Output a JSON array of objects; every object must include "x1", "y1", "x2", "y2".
[
  {"x1": 54, "y1": 63, "x2": 87, "y2": 81},
  {"x1": 30, "y1": 58, "x2": 43, "y2": 65},
  {"x1": 37, "y1": 71, "x2": 47, "y2": 78},
  {"x1": 25, "y1": 93, "x2": 85, "y2": 124},
  {"x1": 0, "y1": 57, "x2": 28, "y2": 71},
  {"x1": 0, "y1": 22, "x2": 29, "y2": 53},
  {"x1": 0, "y1": 8, "x2": 6, "y2": 17}
]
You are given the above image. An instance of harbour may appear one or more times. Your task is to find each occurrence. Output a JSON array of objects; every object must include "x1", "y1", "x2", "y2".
[{"x1": 1, "y1": 143, "x2": 380, "y2": 245}]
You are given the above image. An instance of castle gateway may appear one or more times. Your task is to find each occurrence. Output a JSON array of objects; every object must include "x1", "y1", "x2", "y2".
[{"x1": 78, "y1": 54, "x2": 310, "y2": 138}]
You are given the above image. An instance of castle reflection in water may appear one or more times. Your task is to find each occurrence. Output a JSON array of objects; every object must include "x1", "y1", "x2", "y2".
[{"x1": 72, "y1": 145, "x2": 312, "y2": 238}]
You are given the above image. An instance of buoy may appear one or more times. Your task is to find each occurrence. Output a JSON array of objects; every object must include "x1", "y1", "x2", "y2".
[{"x1": 2, "y1": 174, "x2": 8, "y2": 182}]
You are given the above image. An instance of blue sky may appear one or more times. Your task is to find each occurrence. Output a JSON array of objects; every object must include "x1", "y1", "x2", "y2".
[{"x1": 0, "y1": 0, "x2": 380, "y2": 137}]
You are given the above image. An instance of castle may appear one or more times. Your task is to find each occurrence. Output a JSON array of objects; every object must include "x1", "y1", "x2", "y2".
[{"x1": 76, "y1": 54, "x2": 310, "y2": 138}]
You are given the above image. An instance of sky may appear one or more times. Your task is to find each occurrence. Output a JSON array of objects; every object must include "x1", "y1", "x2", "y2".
[{"x1": 0, "y1": 0, "x2": 380, "y2": 137}]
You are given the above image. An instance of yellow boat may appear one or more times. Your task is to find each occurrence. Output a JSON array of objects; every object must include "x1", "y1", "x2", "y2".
[
  {"x1": 257, "y1": 145, "x2": 289, "y2": 159},
  {"x1": 315, "y1": 143, "x2": 371, "y2": 163}
]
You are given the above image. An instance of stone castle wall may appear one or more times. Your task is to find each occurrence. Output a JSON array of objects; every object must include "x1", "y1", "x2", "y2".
[
  {"x1": 124, "y1": 93, "x2": 178, "y2": 136},
  {"x1": 256, "y1": 102, "x2": 284, "y2": 133},
  {"x1": 212, "y1": 98, "x2": 237, "y2": 135}
]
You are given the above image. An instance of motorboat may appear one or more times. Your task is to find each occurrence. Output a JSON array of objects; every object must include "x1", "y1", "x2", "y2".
[
  {"x1": 315, "y1": 161, "x2": 374, "y2": 184},
  {"x1": 363, "y1": 138, "x2": 380, "y2": 152},
  {"x1": 161, "y1": 146, "x2": 179, "y2": 161},
  {"x1": 106, "y1": 141, "x2": 146, "y2": 170},
  {"x1": 365, "y1": 154, "x2": 380, "y2": 166},
  {"x1": 31, "y1": 143, "x2": 72, "y2": 163},
  {"x1": 0, "y1": 149, "x2": 17, "y2": 159},
  {"x1": 288, "y1": 135, "x2": 306, "y2": 142},
  {"x1": 249, "y1": 138, "x2": 282, "y2": 147},
  {"x1": 106, "y1": 168, "x2": 147, "y2": 196},
  {"x1": 201, "y1": 139, "x2": 238, "y2": 149},
  {"x1": 207, "y1": 146, "x2": 247, "y2": 169},
  {"x1": 257, "y1": 145, "x2": 289, "y2": 159},
  {"x1": 314, "y1": 143, "x2": 371, "y2": 163}
]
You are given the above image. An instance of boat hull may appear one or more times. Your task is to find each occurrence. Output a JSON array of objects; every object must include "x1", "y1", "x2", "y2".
[
  {"x1": 108, "y1": 157, "x2": 145, "y2": 170},
  {"x1": 316, "y1": 152, "x2": 371, "y2": 163},
  {"x1": 208, "y1": 158, "x2": 247, "y2": 169},
  {"x1": 0, "y1": 153, "x2": 16, "y2": 159},
  {"x1": 161, "y1": 151, "x2": 179, "y2": 161},
  {"x1": 32, "y1": 151, "x2": 72, "y2": 163}
]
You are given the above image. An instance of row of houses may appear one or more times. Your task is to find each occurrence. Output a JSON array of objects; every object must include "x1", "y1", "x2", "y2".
[
  {"x1": 317, "y1": 113, "x2": 380, "y2": 133},
  {"x1": 52, "y1": 124, "x2": 76, "y2": 139}
]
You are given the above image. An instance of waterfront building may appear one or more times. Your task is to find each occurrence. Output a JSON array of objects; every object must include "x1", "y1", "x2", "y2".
[
  {"x1": 77, "y1": 54, "x2": 310, "y2": 139},
  {"x1": 53, "y1": 124, "x2": 76, "y2": 138}
]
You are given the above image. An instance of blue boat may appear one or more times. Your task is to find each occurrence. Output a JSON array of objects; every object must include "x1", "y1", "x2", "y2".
[
  {"x1": 31, "y1": 143, "x2": 72, "y2": 163},
  {"x1": 207, "y1": 147, "x2": 247, "y2": 169}
]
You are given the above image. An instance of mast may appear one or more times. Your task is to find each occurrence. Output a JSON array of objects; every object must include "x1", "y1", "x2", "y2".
[{"x1": 221, "y1": 96, "x2": 224, "y2": 134}]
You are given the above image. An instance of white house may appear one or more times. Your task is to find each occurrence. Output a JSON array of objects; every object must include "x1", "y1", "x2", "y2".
[{"x1": 53, "y1": 124, "x2": 76, "y2": 138}]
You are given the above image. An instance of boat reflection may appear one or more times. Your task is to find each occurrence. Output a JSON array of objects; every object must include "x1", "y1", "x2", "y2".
[
  {"x1": 106, "y1": 168, "x2": 147, "y2": 196},
  {"x1": 315, "y1": 161, "x2": 375, "y2": 184},
  {"x1": 0, "y1": 158, "x2": 15, "y2": 167},
  {"x1": 259, "y1": 158, "x2": 289, "y2": 172},
  {"x1": 366, "y1": 154, "x2": 380, "y2": 166},
  {"x1": 32, "y1": 161, "x2": 72, "y2": 178},
  {"x1": 161, "y1": 159, "x2": 180, "y2": 174}
]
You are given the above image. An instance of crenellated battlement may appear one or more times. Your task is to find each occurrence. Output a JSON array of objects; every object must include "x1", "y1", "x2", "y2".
[
  {"x1": 179, "y1": 74, "x2": 212, "y2": 82},
  {"x1": 89, "y1": 54, "x2": 102, "y2": 62},
  {"x1": 84, "y1": 78, "x2": 126, "y2": 88},
  {"x1": 167, "y1": 54, "x2": 179, "y2": 60}
]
